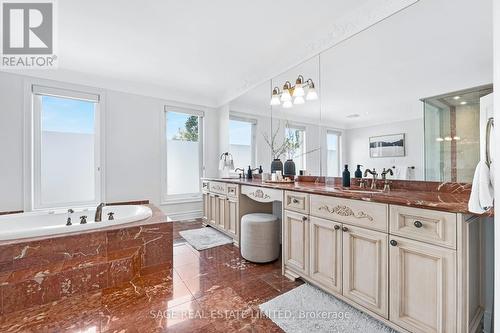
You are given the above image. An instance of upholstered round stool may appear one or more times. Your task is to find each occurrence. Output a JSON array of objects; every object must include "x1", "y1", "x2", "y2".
[{"x1": 240, "y1": 213, "x2": 279, "y2": 263}]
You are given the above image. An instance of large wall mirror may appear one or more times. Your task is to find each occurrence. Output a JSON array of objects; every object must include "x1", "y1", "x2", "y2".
[{"x1": 227, "y1": 0, "x2": 492, "y2": 183}]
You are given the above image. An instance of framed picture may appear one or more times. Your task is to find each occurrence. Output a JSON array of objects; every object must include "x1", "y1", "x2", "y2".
[{"x1": 369, "y1": 133, "x2": 405, "y2": 158}]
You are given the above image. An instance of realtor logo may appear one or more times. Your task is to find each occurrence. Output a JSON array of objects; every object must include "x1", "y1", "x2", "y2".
[{"x1": 1, "y1": 0, "x2": 57, "y2": 68}]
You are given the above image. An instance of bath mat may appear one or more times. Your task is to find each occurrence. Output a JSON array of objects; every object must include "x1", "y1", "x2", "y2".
[
  {"x1": 259, "y1": 283, "x2": 398, "y2": 333},
  {"x1": 179, "y1": 227, "x2": 233, "y2": 250}
]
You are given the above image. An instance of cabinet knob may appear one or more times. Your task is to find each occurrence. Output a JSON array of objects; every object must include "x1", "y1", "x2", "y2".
[
  {"x1": 292, "y1": 198, "x2": 299, "y2": 204},
  {"x1": 334, "y1": 225, "x2": 340, "y2": 230},
  {"x1": 390, "y1": 239, "x2": 398, "y2": 246},
  {"x1": 342, "y1": 226, "x2": 348, "y2": 232},
  {"x1": 413, "y1": 221, "x2": 423, "y2": 228},
  {"x1": 302, "y1": 216, "x2": 308, "y2": 222}
]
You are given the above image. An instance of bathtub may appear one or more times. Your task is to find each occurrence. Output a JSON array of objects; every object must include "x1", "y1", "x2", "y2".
[{"x1": 0, "y1": 205, "x2": 153, "y2": 241}]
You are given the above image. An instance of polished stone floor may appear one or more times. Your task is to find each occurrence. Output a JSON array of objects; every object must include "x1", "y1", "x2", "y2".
[{"x1": 0, "y1": 219, "x2": 302, "y2": 332}]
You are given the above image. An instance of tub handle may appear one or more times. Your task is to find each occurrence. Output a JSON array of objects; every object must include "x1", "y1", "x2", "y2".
[
  {"x1": 80, "y1": 216, "x2": 87, "y2": 224},
  {"x1": 108, "y1": 212, "x2": 115, "y2": 221}
]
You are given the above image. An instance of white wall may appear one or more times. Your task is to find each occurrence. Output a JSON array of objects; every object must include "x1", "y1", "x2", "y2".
[
  {"x1": 493, "y1": 0, "x2": 499, "y2": 331},
  {"x1": 344, "y1": 118, "x2": 424, "y2": 180},
  {"x1": 0, "y1": 72, "x2": 220, "y2": 219}
]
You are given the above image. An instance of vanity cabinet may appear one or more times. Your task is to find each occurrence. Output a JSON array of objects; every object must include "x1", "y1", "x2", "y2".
[
  {"x1": 282, "y1": 191, "x2": 483, "y2": 333},
  {"x1": 283, "y1": 210, "x2": 309, "y2": 276},
  {"x1": 202, "y1": 181, "x2": 240, "y2": 243},
  {"x1": 309, "y1": 216, "x2": 342, "y2": 294},
  {"x1": 389, "y1": 235, "x2": 456, "y2": 333},
  {"x1": 342, "y1": 225, "x2": 388, "y2": 317}
]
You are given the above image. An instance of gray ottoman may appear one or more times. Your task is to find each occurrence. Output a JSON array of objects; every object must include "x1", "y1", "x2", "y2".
[{"x1": 240, "y1": 213, "x2": 279, "y2": 263}]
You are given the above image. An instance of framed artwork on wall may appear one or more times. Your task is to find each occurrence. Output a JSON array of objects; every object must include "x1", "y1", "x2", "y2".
[{"x1": 369, "y1": 133, "x2": 405, "y2": 158}]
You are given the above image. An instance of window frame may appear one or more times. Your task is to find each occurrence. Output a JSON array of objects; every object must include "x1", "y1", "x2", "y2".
[
  {"x1": 325, "y1": 129, "x2": 342, "y2": 177},
  {"x1": 228, "y1": 114, "x2": 257, "y2": 169},
  {"x1": 161, "y1": 105, "x2": 205, "y2": 204},
  {"x1": 285, "y1": 124, "x2": 307, "y2": 170},
  {"x1": 25, "y1": 81, "x2": 105, "y2": 211}
]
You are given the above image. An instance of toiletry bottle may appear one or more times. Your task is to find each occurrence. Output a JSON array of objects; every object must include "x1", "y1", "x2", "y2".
[
  {"x1": 342, "y1": 165, "x2": 351, "y2": 187},
  {"x1": 259, "y1": 165, "x2": 263, "y2": 174},
  {"x1": 247, "y1": 166, "x2": 253, "y2": 179},
  {"x1": 354, "y1": 165, "x2": 363, "y2": 178}
]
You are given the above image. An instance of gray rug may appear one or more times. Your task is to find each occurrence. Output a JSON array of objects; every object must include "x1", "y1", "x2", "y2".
[
  {"x1": 179, "y1": 227, "x2": 233, "y2": 250},
  {"x1": 259, "y1": 284, "x2": 398, "y2": 333}
]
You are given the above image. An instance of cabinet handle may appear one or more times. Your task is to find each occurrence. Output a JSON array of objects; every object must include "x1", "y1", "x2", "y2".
[
  {"x1": 390, "y1": 240, "x2": 398, "y2": 246},
  {"x1": 342, "y1": 226, "x2": 348, "y2": 232},
  {"x1": 292, "y1": 198, "x2": 299, "y2": 204},
  {"x1": 334, "y1": 225, "x2": 340, "y2": 230},
  {"x1": 413, "y1": 221, "x2": 423, "y2": 228},
  {"x1": 302, "y1": 216, "x2": 308, "y2": 222}
]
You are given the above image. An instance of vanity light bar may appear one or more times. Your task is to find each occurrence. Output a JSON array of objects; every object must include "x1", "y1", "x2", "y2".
[{"x1": 270, "y1": 75, "x2": 318, "y2": 107}]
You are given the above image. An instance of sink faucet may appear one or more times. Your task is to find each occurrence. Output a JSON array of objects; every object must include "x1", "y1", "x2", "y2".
[
  {"x1": 364, "y1": 168, "x2": 378, "y2": 189},
  {"x1": 95, "y1": 203, "x2": 106, "y2": 222},
  {"x1": 234, "y1": 168, "x2": 245, "y2": 179},
  {"x1": 66, "y1": 209, "x2": 74, "y2": 226},
  {"x1": 381, "y1": 168, "x2": 394, "y2": 192}
]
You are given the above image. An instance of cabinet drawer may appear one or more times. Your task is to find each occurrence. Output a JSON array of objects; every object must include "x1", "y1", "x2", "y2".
[
  {"x1": 284, "y1": 191, "x2": 310, "y2": 214},
  {"x1": 389, "y1": 205, "x2": 457, "y2": 249},
  {"x1": 209, "y1": 181, "x2": 227, "y2": 195},
  {"x1": 310, "y1": 195, "x2": 388, "y2": 232},
  {"x1": 227, "y1": 184, "x2": 239, "y2": 199}
]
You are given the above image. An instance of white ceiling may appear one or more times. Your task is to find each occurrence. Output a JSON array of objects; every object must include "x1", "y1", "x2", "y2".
[
  {"x1": 2, "y1": 0, "x2": 420, "y2": 107},
  {"x1": 231, "y1": 0, "x2": 493, "y2": 129}
]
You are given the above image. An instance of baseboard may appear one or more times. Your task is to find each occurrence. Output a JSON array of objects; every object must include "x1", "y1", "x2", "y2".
[{"x1": 167, "y1": 210, "x2": 203, "y2": 221}]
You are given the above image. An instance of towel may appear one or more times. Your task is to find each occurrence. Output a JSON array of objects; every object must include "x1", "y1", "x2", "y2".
[{"x1": 469, "y1": 161, "x2": 494, "y2": 214}]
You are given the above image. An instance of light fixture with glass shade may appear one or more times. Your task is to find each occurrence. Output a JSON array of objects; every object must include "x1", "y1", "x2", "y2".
[{"x1": 270, "y1": 76, "x2": 318, "y2": 108}]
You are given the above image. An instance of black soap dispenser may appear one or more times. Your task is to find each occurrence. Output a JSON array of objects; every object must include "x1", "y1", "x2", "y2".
[
  {"x1": 354, "y1": 165, "x2": 363, "y2": 178},
  {"x1": 342, "y1": 165, "x2": 351, "y2": 187}
]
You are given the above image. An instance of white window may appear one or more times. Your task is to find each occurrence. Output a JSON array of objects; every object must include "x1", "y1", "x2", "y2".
[
  {"x1": 163, "y1": 107, "x2": 204, "y2": 202},
  {"x1": 31, "y1": 85, "x2": 101, "y2": 209},
  {"x1": 229, "y1": 116, "x2": 256, "y2": 169},
  {"x1": 285, "y1": 125, "x2": 306, "y2": 171},
  {"x1": 326, "y1": 130, "x2": 341, "y2": 176}
]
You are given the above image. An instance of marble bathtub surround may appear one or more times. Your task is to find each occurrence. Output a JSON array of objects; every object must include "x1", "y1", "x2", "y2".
[
  {"x1": 0, "y1": 204, "x2": 172, "y2": 314},
  {"x1": 202, "y1": 177, "x2": 488, "y2": 215}
]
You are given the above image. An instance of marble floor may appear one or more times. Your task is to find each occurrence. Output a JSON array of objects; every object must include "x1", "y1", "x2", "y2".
[{"x1": 0, "y1": 219, "x2": 302, "y2": 332}]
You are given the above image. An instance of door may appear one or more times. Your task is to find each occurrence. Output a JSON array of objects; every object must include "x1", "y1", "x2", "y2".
[
  {"x1": 309, "y1": 216, "x2": 342, "y2": 294},
  {"x1": 342, "y1": 224, "x2": 388, "y2": 318},
  {"x1": 202, "y1": 192, "x2": 210, "y2": 222},
  {"x1": 226, "y1": 199, "x2": 238, "y2": 238},
  {"x1": 389, "y1": 236, "x2": 456, "y2": 333},
  {"x1": 283, "y1": 211, "x2": 309, "y2": 275},
  {"x1": 209, "y1": 194, "x2": 217, "y2": 226},
  {"x1": 216, "y1": 195, "x2": 226, "y2": 230}
]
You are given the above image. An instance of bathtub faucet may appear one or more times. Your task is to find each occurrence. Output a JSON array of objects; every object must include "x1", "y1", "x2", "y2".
[{"x1": 94, "y1": 203, "x2": 106, "y2": 222}]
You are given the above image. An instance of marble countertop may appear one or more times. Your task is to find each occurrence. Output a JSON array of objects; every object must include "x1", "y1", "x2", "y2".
[{"x1": 202, "y1": 177, "x2": 492, "y2": 216}]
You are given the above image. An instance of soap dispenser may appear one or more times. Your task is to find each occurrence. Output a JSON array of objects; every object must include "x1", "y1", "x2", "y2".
[
  {"x1": 342, "y1": 165, "x2": 351, "y2": 187},
  {"x1": 246, "y1": 166, "x2": 253, "y2": 179},
  {"x1": 354, "y1": 165, "x2": 363, "y2": 178}
]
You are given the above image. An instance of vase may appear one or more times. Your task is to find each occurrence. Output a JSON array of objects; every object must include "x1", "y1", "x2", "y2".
[
  {"x1": 284, "y1": 159, "x2": 296, "y2": 176},
  {"x1": 271, "y1": 159, "x2": 283, "y2": 174}
]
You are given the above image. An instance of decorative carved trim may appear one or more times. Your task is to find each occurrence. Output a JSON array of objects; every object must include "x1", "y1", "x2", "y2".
[
  {"x1": 248, "y1": 189, "x2": 270, "y2": 200},
  {"x1": 318, "y1": 205, "x2": 374, "y2": 221}
]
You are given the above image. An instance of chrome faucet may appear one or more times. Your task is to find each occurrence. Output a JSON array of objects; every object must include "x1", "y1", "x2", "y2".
[
  {"x1": 364, "y1": 168, "x2": 378, "y2": 189},
  {"x1": 381, "y1": 168, "x2": 394, "y2": 192},
  {"x1": 94, "y1": 203, "x2": 106, "y2": 222}
]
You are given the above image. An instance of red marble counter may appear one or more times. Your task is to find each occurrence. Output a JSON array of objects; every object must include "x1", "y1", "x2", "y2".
[{"x1": 203, "y1": 177, "x2": 492, "y2": 216}]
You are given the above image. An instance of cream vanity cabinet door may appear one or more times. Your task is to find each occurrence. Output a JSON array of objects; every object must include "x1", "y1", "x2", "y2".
[
  {"x1": 309, "y1": 216, "x2": 342, "y2": 294},
  {"x1": 283, "y1": 211, "x2": 309, "y2": 275},
  {"x1": 342, "y1": 225, "x2": 388, "y2": 318},
  {"x1": 389, "y1": 236, "x2": 456, "y2": 333},
  {"x1": 216, "y1": 195, "x2": 226, "y2": 230},
  {"x1": 202, "y1": 192, "x2": 210, "y2": 222},
  {"x1": 226, "y1": 198, "x2": 239, "y2": 238},
  {"x1": 209, "y1": 194, "x2": 217, "y2": 226}
]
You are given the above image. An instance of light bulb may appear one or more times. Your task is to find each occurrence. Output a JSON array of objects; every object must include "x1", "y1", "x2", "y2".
[
  {"x1": 436, "y1": 137, "x2": 444, "y2": 142},
  {"x1": 453, "y1": 136, "x2": 461, "y2": 141},
  {"x1": 281, "y1": 89, "x2": 291, "y2": 102},
  {"x1": 293, "y1": 84, "x2": 305, "y2": 97},
  {"x1": 270, "y1": 95, "x2": 281, "y2": 106},
  {"x1": 306, "y1": 87, "x2": 318, "y2": 100},
  {"x1": 293, "y1": 96, "x2": 305, "y2": 105},
  {"x1": 444, "y1": 136, "x2": 452, "y2": 141},
  {"x1": 283, "y1": 100, "x2": 293, "y2": 108}
]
